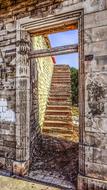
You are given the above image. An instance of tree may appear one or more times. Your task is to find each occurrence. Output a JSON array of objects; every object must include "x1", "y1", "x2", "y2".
[{"x1": 70, "y1": 67, "x2": 78, "y2": 105}]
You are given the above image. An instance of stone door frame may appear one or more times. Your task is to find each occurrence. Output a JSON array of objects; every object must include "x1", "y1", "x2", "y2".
[{"x1": 16, "y1": 9, "x2": 85, "y2": 174}]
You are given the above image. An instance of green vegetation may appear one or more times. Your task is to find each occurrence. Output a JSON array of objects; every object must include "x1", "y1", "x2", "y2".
[{"x1": 70, "y1": 67, "x2": 78, "y2": 105}]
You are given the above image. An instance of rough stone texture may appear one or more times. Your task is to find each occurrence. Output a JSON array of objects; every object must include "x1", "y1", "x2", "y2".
[
  {"x1": 13, "y1": 160, "x2": 29, "y2": 176},
  {"x1": 0, "y1": 0, "x2": 107, "y2": 189},
  {"x1": 42, "y1": 64, "x2": 79, "y2": 142},
  {"x1": 0, "y1": 17, "x2": 16, "y2": 169}
]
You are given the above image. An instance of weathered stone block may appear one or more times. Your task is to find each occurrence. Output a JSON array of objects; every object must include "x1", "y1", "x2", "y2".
[
  {"x1": 85, "y1": 146, "x2": 93, "y2": 163},
  {"x1": 84, "y1": 131, "x2": 107, "y2": 148},
  {"x1": 13, "y1": 160, "x2": 29, "y2": 176},
  {"x1": 0, "y1": 157, "x2": 5, "y2": 169},
  {"x1": 85, "y1": 26, "x2": 107, "y2": 44},
  {"x1": 0, "y1": 1, "x2": 107, "y2": 188},
  {"x1": 85, "y1": 162, "x2": 107, "y2": 180},
  {"x1": 84, "y1": 41, "x2": 107, "y2": 56},
  {"x1": 85, "y1": 117, "x2": 107, "y2": 133},
  {"x1": 85, "y1": 55, "x2": 107, "y2": 73},
  {"x1": 5, "y1": 158, "x2": 13, "y2": 172},
  {"x1": 78, "y1": 175, "x2": 107, "y2": 190},
  {"x1": 84, "y1": 10, "x2": 107, "y2": 29}
]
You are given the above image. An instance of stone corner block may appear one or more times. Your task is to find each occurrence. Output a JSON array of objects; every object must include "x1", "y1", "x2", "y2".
[{"x1": 13, "y1": 160, "x2": 29, "y2": 176}]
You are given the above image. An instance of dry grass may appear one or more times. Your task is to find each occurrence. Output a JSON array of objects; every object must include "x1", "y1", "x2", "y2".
[{"x1": 0, "y1": 175, "x2": 61, "y2": 190}]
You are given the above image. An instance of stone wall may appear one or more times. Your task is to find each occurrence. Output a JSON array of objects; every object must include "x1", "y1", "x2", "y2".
[
  {"x1": 0, "y1": 19, "x2": 16, "y2": 170},
  {"x1": 32, "y1": 36, "x2": 54, "y2": 129},
  {"x1": 0, "y1": 0, "x2": 107, "y2": 189}
]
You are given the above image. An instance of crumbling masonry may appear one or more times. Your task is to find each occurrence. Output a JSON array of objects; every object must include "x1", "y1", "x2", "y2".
[{"x1": 0, "y1": 0, "x2": 107, "y2": 189}]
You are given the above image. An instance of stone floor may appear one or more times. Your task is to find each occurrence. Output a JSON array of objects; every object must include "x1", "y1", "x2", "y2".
[
  {"x1": 29, "y1": 135, "x2": 78, "y2": 190},
  {"x1": 0, "y1": 175, "x2": 61, "y2": 190}
]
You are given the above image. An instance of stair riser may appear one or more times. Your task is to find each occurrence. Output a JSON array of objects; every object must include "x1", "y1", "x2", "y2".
[
  {"x1": 54, "y1": 65, "x2": 70, "y2": 68},
  {"x1": 43, "y1": 128, "x2": 73, "y2": 134},
  {"x1": 50, "y1": 89, "x2": 71, "y2": 92},
  {"x1": 43, "y1": 133, "x2": 74, "y2": 141},
  {"x1": 49, "y1": 94, "x2": 71, "y2": 97},
  {"x1": 44, "y1": 123, "x2": 72, "y2": 128},
  {"x1": 50, "y1": 90, "x2": 71, "y2": 93},
  {"x1": 53, "y1": 71, "x2": 70, "y2": 74},
  {"x1": 48, "y1": 101, "x2": 71, "y2": 105},
  {"x1": 45, "y1": 112, "x2": 71, "y2": 116},
  {"x1": 52, "y1": 74, "x2": 71, "y2": 80},
  {"x1": 52, "y1": 81, "x2": 71, "y2": 84},
  {"x1": 52, "y1": 80, "x2": 71, "y2": 84},
  {"x1": 54, "y1": 69, "x2": 70, "y2": 70},
  {"x1": 52, "y1": 76, "x2": 71, "y2": 81},
  {"x1": 45, "y1": 116, "x2": 71, "y2": 121},
  {"x1": 52, "y1": 81, "x2": 71, "y2": 85},
  {"x1": 47, "y1": 107, "x2": 71, "y2": 110},
  {"x1": 51, "y1": 84, "x2": 71, "y2": 87},
  {"x1": 49, "y1": 94, "x2": 70, "y2": 99},
  {"x1": 52, "y1": 75, "x2": 70, "y2": 78},
  {"x1": 50, "y1": 85, "x2": 71, "y2": 92},
  {"x1": 48, "y1": 99, "x2": 69, "y2": 102}
]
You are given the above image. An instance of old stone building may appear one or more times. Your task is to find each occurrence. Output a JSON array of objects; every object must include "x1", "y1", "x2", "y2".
[{"x1": 0, "y1": 0, "x2": 107, "y2": 189}]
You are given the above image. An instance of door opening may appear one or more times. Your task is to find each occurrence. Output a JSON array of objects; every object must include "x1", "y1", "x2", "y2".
[{"x1": 29, "y1": 26, "x2": 80, "y2": 189}]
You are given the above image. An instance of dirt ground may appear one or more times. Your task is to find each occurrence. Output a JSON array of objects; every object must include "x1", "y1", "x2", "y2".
[{"x1": 30, "y1": 135, "x2": 78, "y2": 189}]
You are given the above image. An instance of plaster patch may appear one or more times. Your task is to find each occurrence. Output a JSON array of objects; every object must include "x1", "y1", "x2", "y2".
[{"x1": 0, "y1": 99, "x2": 15, "y2": 122}]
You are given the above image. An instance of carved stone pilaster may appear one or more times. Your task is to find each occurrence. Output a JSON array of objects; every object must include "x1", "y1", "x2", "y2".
[{"x1": 16, "y1": 28, "x2": 31, "y2": 173}]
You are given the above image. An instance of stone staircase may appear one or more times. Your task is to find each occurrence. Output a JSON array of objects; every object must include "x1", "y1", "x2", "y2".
[{"x1": 42, "y1": 65, "x2": 74, "y2": 141}]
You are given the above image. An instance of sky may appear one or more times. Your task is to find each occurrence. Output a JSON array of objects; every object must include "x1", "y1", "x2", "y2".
[{"x1": 48, "y1": 30, "x2": 79, "y2": 68}]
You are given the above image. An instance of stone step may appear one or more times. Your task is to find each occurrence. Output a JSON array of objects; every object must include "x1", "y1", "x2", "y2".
[
  {"x1": 50, "y1": 90, "x2": 71, "y2": 93},
  {"x1": 48, "y1": 101, "x2": 71, "y2": 105},
  {"x1": 51, "y1": 81, "x2": 71, "y2": 84},
  {"x1": 50, "y1": 86, "x2": 71, "y2": 90},
  {"x1": 45, "y1": 110, "x2": 71, "y2": 116},
  {"x1": 52, "y1": 76, "x2": 71, "y2": 81},
  {"x1": 49, "y1": 95, "x2": 70, "y2": 99},
  {"x1": 54, "y1": 67, "x2": 70, "y2": 71},
  {"x1": 53, "y1": 70, "x2": 71, "y2": 76},
  {"x1": 54, "y1": 64, "x2": 70, "y2": 67},
  {"x1": 52, "y1": 76, "x2": 71, "y2": 79},
  {"x1": 47, "y1": 105, "x2": 71, "y2": 110},
  {"x1": 50, "y1": 89, "x2": 71, "y2": 95},
  {"x1": 53, "y1": 74, "x2": 71, "y2": 77},
  {"x1": 51, "y1": 83, "x2": 71, "y2": 86},
  {"x1": 52, "y1": 78, "x2": 71, "y2": 83},
  {"x1": 48, "y1": 97, "x2": 69, "y2": 102},
  {"x1": 44, "y1": 120, "x2": 72, "y2": 127},
  {"x1": 53, "y1": 70, "x2": 70, "y2": 72},
  {"x1": 43, "y1": 132, "x2": 74, "y2": 141},
  {"x1": 54, "y1": 67, "x2": 70, "y2": 70},
  {"x1": 50, "y1": 89, "x2": 71, "y2": 93},
  {"x1": 43, "y1": 131, "x2": 78, "y2": 142},
  {"x1": 43, "y1": 126, "x2": 73, "y2": 134},
  {"x1": 45, "y1": 115, "x2": 71, "y2": 121},
  {"x1": 49, "y1": 92, "x2": 71, "y2": 96}
]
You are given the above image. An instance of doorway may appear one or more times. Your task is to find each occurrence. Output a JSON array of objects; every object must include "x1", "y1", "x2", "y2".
[
  {"x1": 29, "y1": 25, "x2": 80, "y2": 189},
  {"x1": 15, "y1": 10, "x2": 84, "y2": 189}
]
